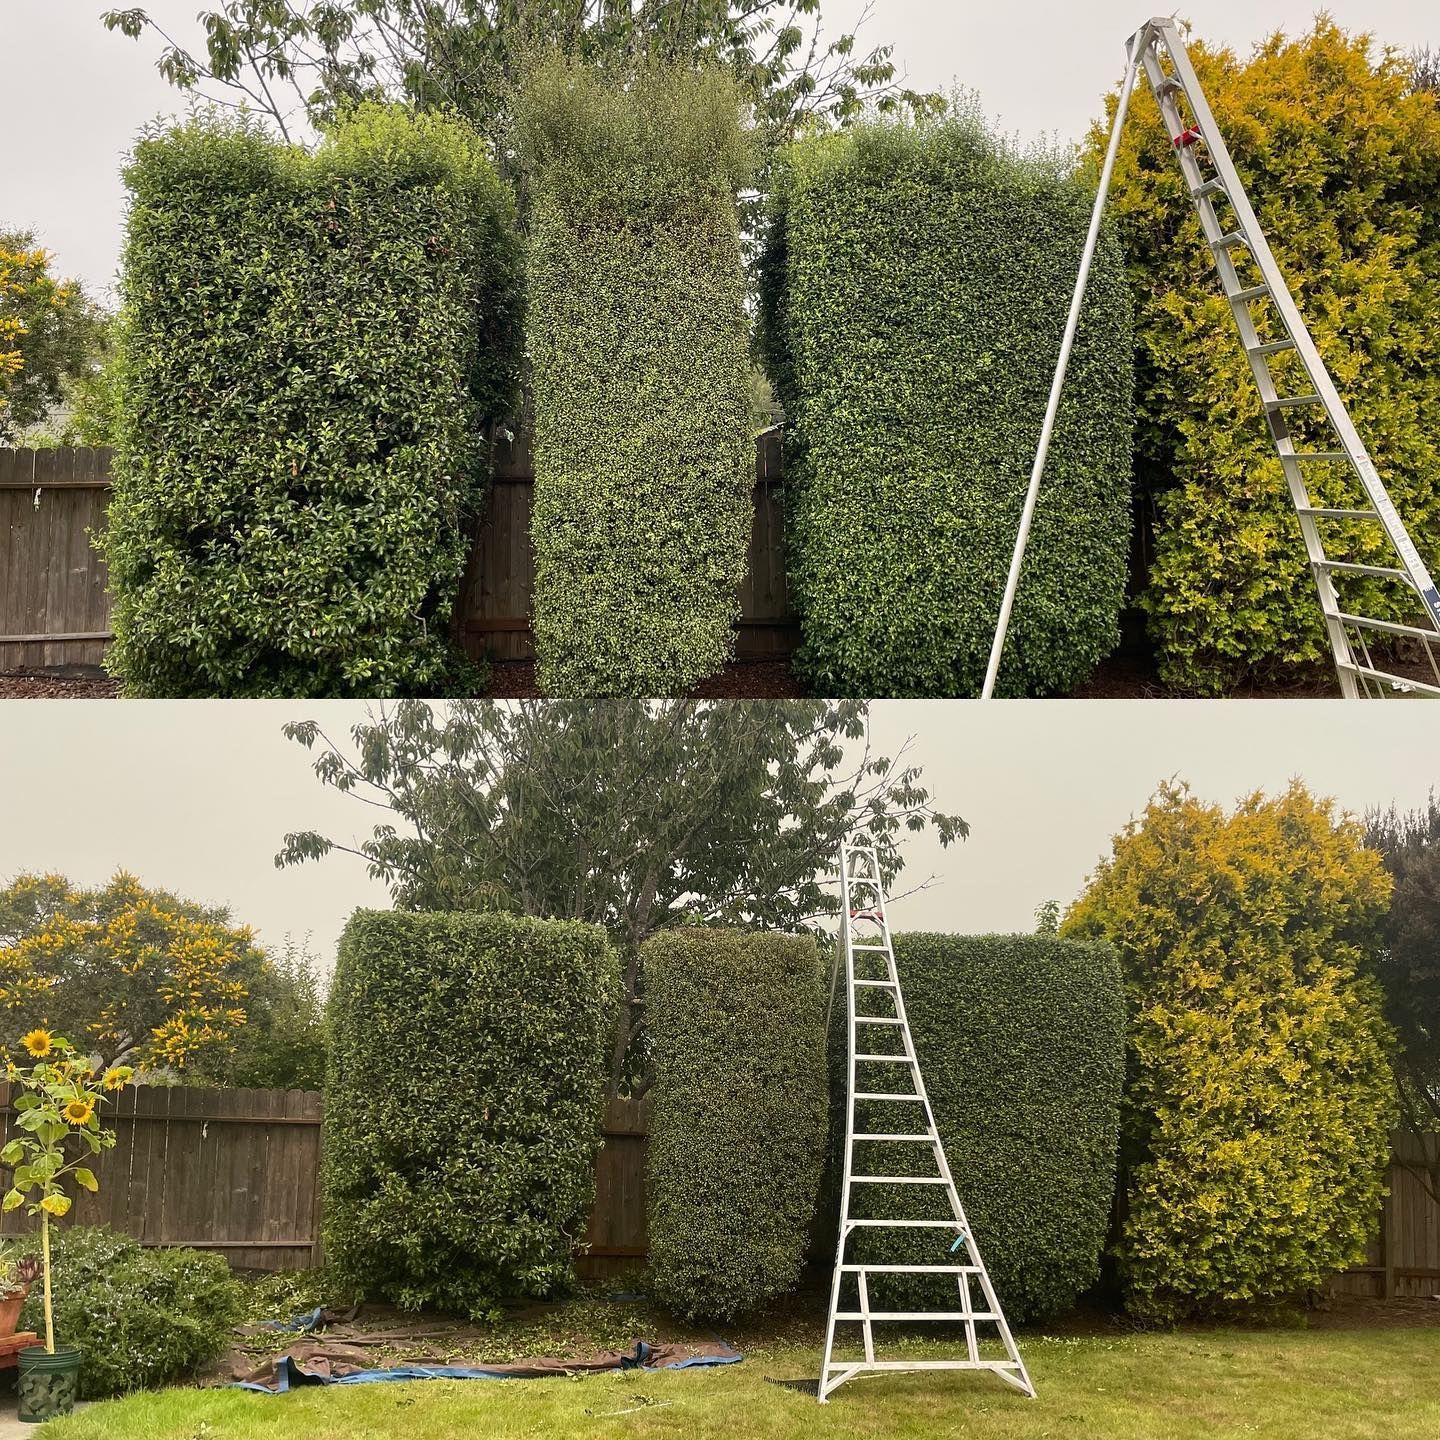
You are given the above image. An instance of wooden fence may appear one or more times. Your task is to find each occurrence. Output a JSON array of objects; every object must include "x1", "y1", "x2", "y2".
[
  {"x1": 1332, "y1": 1130, "x2": 1440, "y2": 1300},
  {"x1": 0, "y1": 1082, "x2": 1430, "y2": 1295},
  {"x1": 0, "y1": 448, "x2": 113, "y2": 670},
  {"x1": 0, "y1": 436, "x2": 798, "y2": 671},
  {"x1": 0, "y1": 1084, "x2": 325, "y2": 1272}
]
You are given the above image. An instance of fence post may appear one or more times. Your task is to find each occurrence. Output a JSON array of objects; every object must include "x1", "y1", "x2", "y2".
[{"x1": 1381, "y1": 1163, "x2": 1397, "y2": 1299}]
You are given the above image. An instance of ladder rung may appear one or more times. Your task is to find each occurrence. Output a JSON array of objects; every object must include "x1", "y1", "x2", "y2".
[
  {"x1": 1314, "y1": 559, "x2": 1409, "y2": 582},
  {"x1": 854, "y1": 1093, "x2": 922, "y2": 1102},
  {"x1": 1156, "y1": 74, "x2": 1184, "y2": 97},
  {"x1": 1290, "y1": 452, "x2": 1348, "y2": 462},
  {"x1": 1249, "y1": 339, "x2": 1295, "y2": 357},
  {"x1": 845, "y1": 1219, "x2": 958, "y2": 1228},
  {"x1": 855, "y1": 1055, "x2": 911, "y2": 1064},
  {"x1": 1231, "y1": 283, "x2": 1271, "y2": 303},
  {"x1": 1192, "y1": 176, "x2": 1226, "y2": 199},
  {"x1": 1266, "y1": 394, "x2": 1323, "y2": 410},
  {"x1": 851, "y1": 944, "x2": 889, "y2": 952},
  {"x1": 841, "y1": 1264, "x2": 981, "y2": 1274},
  {"x1": 1212, "y1": 231, "x2": 1248, "y2": 249},
  {"x1": 853, "y1": 979, "x2": 896, "y2": 988},
  {"x1": 1337, "y1": 662, "x2": 1440, "y2": 697},
  {"x1": 849, "y1": 1175, "x2": 949, "y2": 1185},
  {"x1": 1296, "y1": 506, "x2": 1377, "y2": 521},
  {"x1": 1337, "y1": 612, "x2": 1440, "y2": 643},
  {"x1": 856, "y1": 1016, "x2": 904, "y2": 1026},
  {"x1": 835, "y1": 1312, "x2": 1001, "y2": 1323},
  {"x1": 853, "y1": 1133, "x2": 933, "y2": 1141},
  {"x1": 825, "y1": 1360, "x2": 1023, "y2": 1374}
]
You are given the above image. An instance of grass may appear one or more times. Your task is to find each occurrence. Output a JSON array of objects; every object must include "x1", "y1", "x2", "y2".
[{"x1": 38, "y1": 1322, "x2": 1440, "y2": 1440}]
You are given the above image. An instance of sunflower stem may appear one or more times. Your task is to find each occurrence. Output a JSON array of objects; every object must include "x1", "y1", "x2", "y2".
[{"x1": 41, "y1": 1210, "x2": 53, "y2": 1353}]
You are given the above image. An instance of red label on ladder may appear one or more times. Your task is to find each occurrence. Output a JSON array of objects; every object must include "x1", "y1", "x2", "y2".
[
  {"x1": 850, "y1": 908, "x2": 884, "y2": 923},
  {"x1": 1173, "y1": 125, "x2": 1203, "y2": 148}
]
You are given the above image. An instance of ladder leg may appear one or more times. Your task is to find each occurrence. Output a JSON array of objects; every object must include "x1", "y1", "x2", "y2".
[{"x1": 982, "y1": 42, "x2": 1143, "y2": 699}]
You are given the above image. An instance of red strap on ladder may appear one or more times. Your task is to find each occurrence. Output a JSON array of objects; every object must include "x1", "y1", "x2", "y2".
[
  {"x1": 1173, "y1": 124, "x2": 1203, "y2": 148},
  {"x1": 850, "y1": 908, "x2": 884, "y2": 923}
]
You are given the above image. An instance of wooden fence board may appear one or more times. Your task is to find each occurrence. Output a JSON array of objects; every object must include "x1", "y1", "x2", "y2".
[
  {"x1": 0, "y1": 1083, "x2": 324, "y2": 1273},
  {"x1": 0, "y1": 438, "x2": 798, "y2": 672}
]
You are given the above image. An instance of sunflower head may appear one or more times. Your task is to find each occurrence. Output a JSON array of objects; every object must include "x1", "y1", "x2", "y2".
[
  {"x1": 62, "y1": 1098, "x2": 94, "y2": 1126},
  {"x1": 20, "y1": 1030, "x2": 52, "y2": 1059},
  {"x1": 101, "y1": 1067, "x2": 133, "y2": 1093}
]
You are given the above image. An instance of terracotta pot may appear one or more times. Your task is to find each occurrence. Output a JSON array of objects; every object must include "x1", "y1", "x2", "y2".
[{"x1": 0, "y1": 1284, "x2": 30, "y2": 1340}]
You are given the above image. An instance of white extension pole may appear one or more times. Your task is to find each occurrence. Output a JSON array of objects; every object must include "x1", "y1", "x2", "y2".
[{"x1": 980, "y1": 44, "x2": 1143, "y2": 699}]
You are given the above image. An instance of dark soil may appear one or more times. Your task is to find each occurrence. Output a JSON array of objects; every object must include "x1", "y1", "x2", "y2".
[{"x1": 0, "y1": 670, "x2": 121, "y2": 699}]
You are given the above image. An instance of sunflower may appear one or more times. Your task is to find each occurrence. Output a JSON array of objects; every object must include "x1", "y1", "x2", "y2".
[
  {"x1": 20, "y1": 1029, "x2": 52, "y2": 1058},
  {"x1": 101, "y1": 1067, "x2": 133, "y2": 1092},
  {"x1": 62, "y1": 1097, "x2": 94, "y2": 1126}
]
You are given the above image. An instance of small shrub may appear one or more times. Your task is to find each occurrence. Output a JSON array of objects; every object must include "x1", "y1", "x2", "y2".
[
  {"x1": 644, "y1": 928, "x2": 828, "y2": 1322},
  {"x1": 105, "y1": 104, "x2": 521, "y2": 696},
  {"x1": 761, "y1": 111, "x2": 1135, "y2": 696},
  {"x1": 17, "y1": 1228, "x2": 242, "y2": 1399},
  {"x1": 1064, "y1": 781, "x2": 1398, "y2": 1322},
  {"x1": 518, "y1": 60, "x2": 756, "y2": 695},
  {"x1": 833, "y1": 933, "x2": 1125, "y2": 1323},
  {"x1": 324, "y1": 910, "x2": 618, "y2": 1319}
]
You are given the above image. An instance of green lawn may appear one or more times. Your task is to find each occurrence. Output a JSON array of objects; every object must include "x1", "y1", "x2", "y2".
[{"x1": 40, "y1": 1324, "x2": 1440, "y2": 1440}]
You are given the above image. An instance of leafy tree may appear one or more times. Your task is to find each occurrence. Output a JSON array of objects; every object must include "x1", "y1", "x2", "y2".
[
  {"x1": 277, "y1": 699, "x2": 965, "y2": 1093},
  {"x1": 101, "y1": 1, "x2": 939, "y2": 159},
  {"x1": 0, "y1": 234, "x2": 108, "y2": 444},
  {"x1": 0, "y1": 873, "x2": 265, "y2": 1073},
  {"x1": 1365, "y1": 796, "x2": 1440, "y2": 1136},
  {"x1": 186, "y1": 938, "x2": 328, "y2": 1090},
  {"x1": 1064, "y1": 780, "x2": 1397, "y2": 1323}
]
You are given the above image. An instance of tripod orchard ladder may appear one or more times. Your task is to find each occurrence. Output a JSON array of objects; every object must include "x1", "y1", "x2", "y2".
[
  {"x1": 982, "y1": 15, "x2": 1440, "y2": 700},
  {"x1": 819, "y1": 842, "x2": 1034, "y2": 1403}
]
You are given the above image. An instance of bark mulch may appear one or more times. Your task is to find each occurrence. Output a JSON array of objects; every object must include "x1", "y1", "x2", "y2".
[{"x1": 0, "y1": 670, "x2": 121, "y2": 699}]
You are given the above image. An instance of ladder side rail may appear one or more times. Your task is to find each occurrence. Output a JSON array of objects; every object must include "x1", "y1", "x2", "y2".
[
  {"x1": 819, "y1": 844, "x2": 864, "y2": 1401},
  {"x1": 980, "y1": 39, "x2": 1146, "y2": 699},
  {"x1": 1154, "y1": 20, "x2": 1440, "y2": 626},
  {"x1": 1135, "y1": 42, "x2": 1362, "y2": 691}
]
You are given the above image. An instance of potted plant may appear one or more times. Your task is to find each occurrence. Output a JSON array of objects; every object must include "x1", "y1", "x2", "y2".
[
  {"x1": 0, "y1": 1251, "x2": 40, "y2": 1339},
  {"x1": 1, "y1": 1030, "x2": 131, "y2": 1424}
]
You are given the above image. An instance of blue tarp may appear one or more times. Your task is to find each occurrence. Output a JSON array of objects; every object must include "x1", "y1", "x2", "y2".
[{"x1": 235, "y1": 1338, "x2": 743, "y2": 1394}]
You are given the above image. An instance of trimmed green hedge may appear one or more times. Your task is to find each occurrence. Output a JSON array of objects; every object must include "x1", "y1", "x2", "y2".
[
  {"x1": 761, "y1": 114, "x2": 1135, "y2": 697},
  {"x1": 325, "y1": 910, "x2": 617, "y2": 1318},
  {"x1": 644, "y1": 928, "x2": 828, "y2": 1321},
  {"x1": 105, "y1": 105, "x2": 521, "y2": 697},
  {"x1": 518, "y1": 61, "x2": 755, "y2": 696},
  {"x1": 833, "y1": 933, "x2": 1125, "y2": 1323}
]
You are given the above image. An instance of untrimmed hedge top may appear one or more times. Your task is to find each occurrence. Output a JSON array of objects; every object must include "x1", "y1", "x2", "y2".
[
  {"x1": 761, "y1": 112, "x2": 1135, "y2": 697},
  {"x1": 519, "y1": 61, "x2": 757, "y2": 696},
  {"x1": 105, "y1": 105, "x2": 521, "y2": 697}
]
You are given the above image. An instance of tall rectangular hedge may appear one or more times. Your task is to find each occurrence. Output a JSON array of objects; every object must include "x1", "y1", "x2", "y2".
[
  {"x1": 644, "y1": 928, "x2": 828, "y2": 1321},
  {"x1": 324, "y1": 910, "x2": 617, "y2": 1318},
  {"x1": 832, "y1": 933, "x2": 1124, "y2": 1323},
  {"x1": 105, "y1": 105, "x2": 521, "y2": 697},
  {"x1": 518, "y1": 61, "x2": 755, "y2": 696},
  {"x1": 761, "y1": 115, "x2": 1135, "y2": 697}
]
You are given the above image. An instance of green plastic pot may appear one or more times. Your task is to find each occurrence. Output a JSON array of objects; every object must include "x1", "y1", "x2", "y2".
[{"x1": 17, "y1": 1344, "x2": 81, "y2": 1424}]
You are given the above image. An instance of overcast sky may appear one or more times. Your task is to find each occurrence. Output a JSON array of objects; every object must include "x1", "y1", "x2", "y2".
[
  {"x1": 0, "y1": 700, "x2": 1431, "y2": 972},
  {"x1": 4, "y1": 1, "x2": 1437, "y2": 297}
]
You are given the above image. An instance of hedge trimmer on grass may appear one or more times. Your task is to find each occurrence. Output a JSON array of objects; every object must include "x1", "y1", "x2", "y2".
[{"x1": 984, "y1": 15, "x2": 1440, "y2": 700}]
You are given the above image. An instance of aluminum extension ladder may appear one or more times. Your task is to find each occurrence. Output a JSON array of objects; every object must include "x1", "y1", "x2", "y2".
[
  {"x1": 984, "y1": 15, "x2": 1440, "y2": 699},
  {"x1": 818, "y1": 842, "x2": 1034, "y2": 1403}
]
